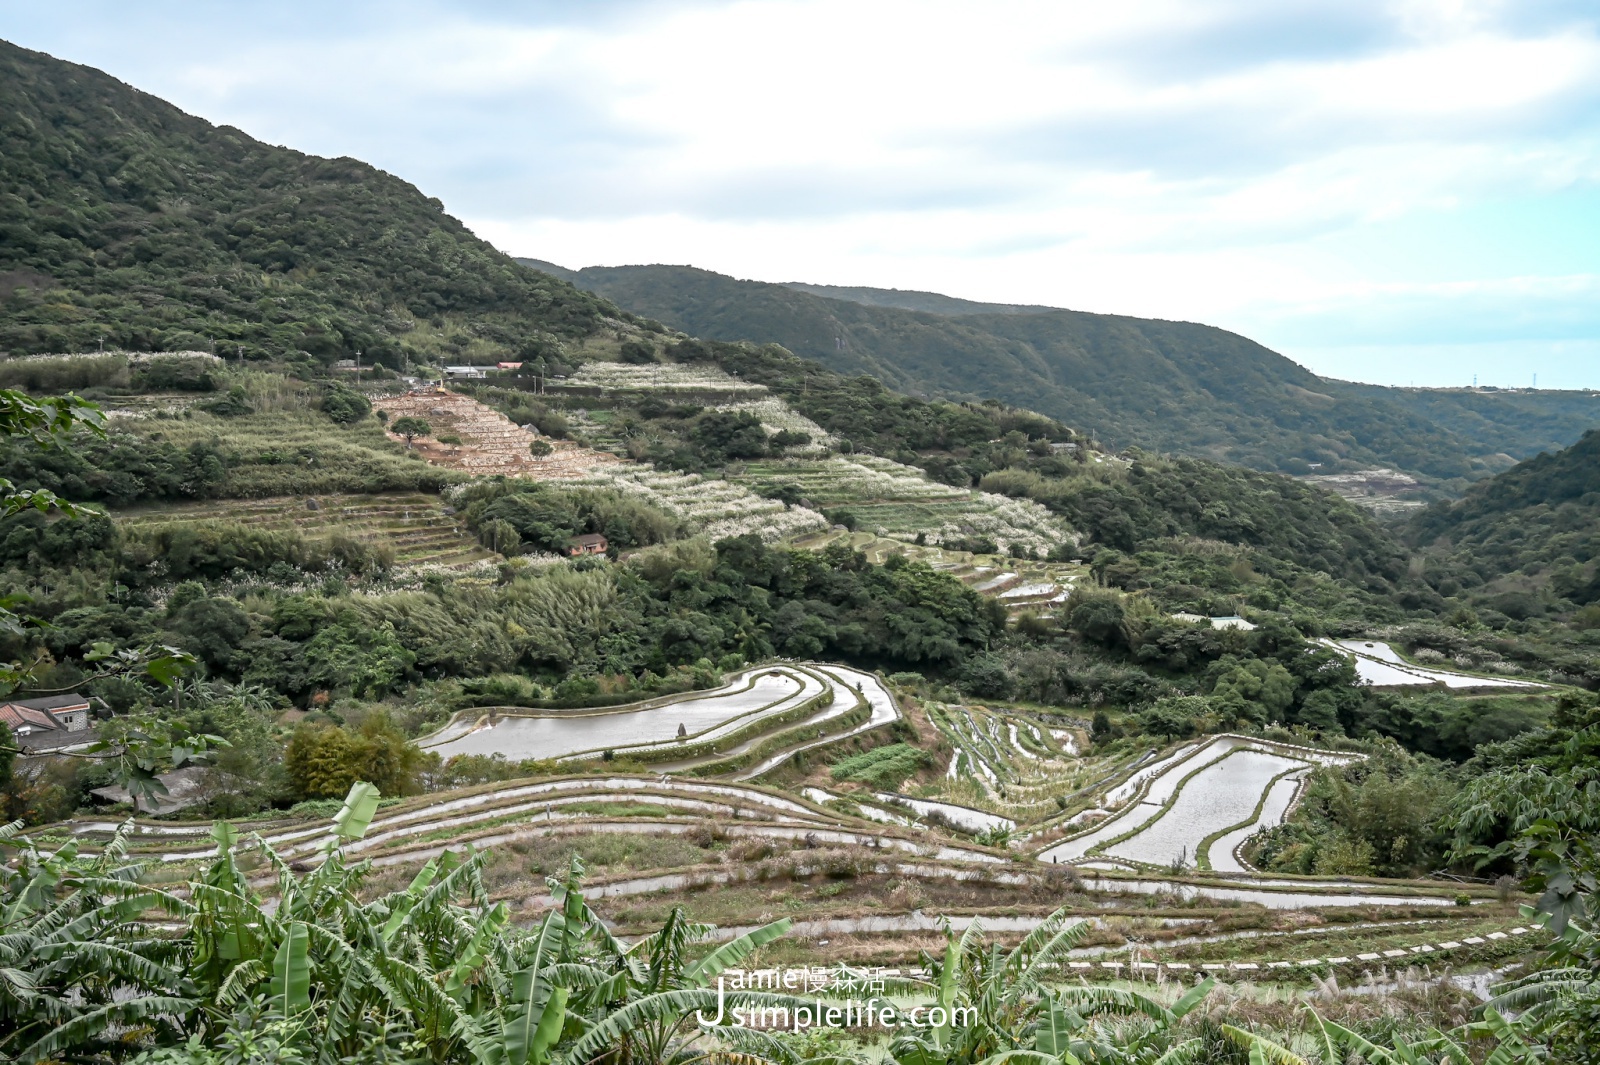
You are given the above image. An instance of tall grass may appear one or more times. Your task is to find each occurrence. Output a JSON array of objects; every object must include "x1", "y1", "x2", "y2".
[
  {"x1": 0, "y1": 353, "x2": 130, "y2": 391},
  {"x1": 211, "y1": 368, "x2": 319, "y2": 414}
]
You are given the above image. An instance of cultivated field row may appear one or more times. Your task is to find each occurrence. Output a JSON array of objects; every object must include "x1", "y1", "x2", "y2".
[
  {"x1": 736, "y1": 454, "x2": 1074, "y2": 555},
  {"x1": 112, "y1": 491, "x2": 495, "y2": 569},
  {"x1": 1036, "y1": 734, "x2": 1363, "y2": 871}
]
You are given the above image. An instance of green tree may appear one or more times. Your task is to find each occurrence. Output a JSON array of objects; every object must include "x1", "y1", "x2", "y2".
[
  {"x1": 284, "y1": 716, "x2": 424, "y2": 800},
  {"x1": 303, "y1": 616, "x2": 416, "y2": 697},
  {"x1": 321, "y1": 386, "x2": 371, "y2": 425},
  {"x1": 618, "y1": 339, "x2": 656, "y2": 364},
  {"x1": 1, "y1": 389, "x2": 105, "y2": 691},
  {"x1": 1139, "y1": 695, "x2": 1209, "y2": 739},
  {"x1": 284, "y1": 724, "x2": 360, "y2": 799},
  {"x1": 1064, "y1": 586, "x2": 1126, "y2": 649},
  {"x1": 481, "y1": 517, "x2": 522, "y2": 555},
  {"x1": 689, "y1": 410, "x2": 769, "y2": 461},
  {"x1": 1210, "y1": 659, "x2": 1296, "y2": 726},
  {"x1": 389, "y1": 417, "x2": 430, "y2": 446}
]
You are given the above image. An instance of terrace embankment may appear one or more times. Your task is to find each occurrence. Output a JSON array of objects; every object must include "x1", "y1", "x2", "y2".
[
  {"x1": 374, "y1": 388, "x2": 620, "y2": 478},
  {"x1": 114, "y1": 491, "x2": 493, "y2": 568}
]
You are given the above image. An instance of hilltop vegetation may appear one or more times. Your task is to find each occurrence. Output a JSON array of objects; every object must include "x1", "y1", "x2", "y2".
[
  {"x1": 0, "y1": 39, "x2": 617, "y2": 367},
  {"x1": 983, "y1": 456, "x2": 1408, "y2": 590},
  {"x1": 1408, "y1": 428, "x2": 1600, "y2": 614},
  {"x1": 532, "y1": 262, "x2": 1600, "y2": 482},
  {"x1": 1340, "y1": 381, "x2": 1600, "y2": 461}
]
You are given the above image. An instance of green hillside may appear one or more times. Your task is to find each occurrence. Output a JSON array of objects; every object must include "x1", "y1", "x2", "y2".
[
  {"x1": 1409, "y1": 428, "x2": 1600, "y2": 612},
  {"x1": 532, "y1": 262, "x2": 1598, "y2": 481},
  {"x1": 1339, "y1": 381, "x2": 1600, "y2": 460},
  {"x1": 0, "y1": 39, "x2": 615, "y2": 367}
]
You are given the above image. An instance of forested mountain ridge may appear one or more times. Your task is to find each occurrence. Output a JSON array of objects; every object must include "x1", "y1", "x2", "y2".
[
  {"x1": 527, "y1": 261, "x2": 1600, "y2": 482},
  {"x1": 0, "y1": 39, "x2": 618, "y2": 367},
  {"x1": 1409, "y1": 428, "x2": 1600, "y2": 612},
  {"x1": 1339, "y1": 380, "x2": 1600, "y2": 460},
  {"x1": 779, "y1": 280, "x2": 1056, "y2": 316}
]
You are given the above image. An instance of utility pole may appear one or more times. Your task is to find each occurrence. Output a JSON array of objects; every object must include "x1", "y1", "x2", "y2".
[{"x1": 355, "y1": 350, "x2": 362, "y2": 385}]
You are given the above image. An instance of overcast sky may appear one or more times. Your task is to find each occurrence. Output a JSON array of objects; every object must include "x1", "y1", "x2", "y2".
[{"x1": 6, "y1": 1, "x2": 1600, "y2": 388}]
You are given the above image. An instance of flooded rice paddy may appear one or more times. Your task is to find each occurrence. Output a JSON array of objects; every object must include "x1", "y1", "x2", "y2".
[{"x1": 421, "y1": 668, "x2": 822, "y2": 761}]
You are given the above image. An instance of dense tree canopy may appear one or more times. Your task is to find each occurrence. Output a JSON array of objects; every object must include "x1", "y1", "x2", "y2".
[{"x1": 0, "y1": 40, "x2": 615, "y2": 364}]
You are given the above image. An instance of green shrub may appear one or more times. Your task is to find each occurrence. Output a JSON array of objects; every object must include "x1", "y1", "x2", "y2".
[{"x1": 829, "y1": 742, "x2": 931, "y2": 790}]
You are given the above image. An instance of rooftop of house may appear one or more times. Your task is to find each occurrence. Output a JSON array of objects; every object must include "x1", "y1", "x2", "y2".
[
  {"x1": 573, "y1": 533, "x2": 608, "y2": 546},
  {"x1": 0, "y1": 704, "x2": 59, "y2": 732},
  {"x1": 5, "y1": 693, "x2": 90, "y2": 712}
]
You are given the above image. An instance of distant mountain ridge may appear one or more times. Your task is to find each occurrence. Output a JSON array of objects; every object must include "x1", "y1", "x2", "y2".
[
  {"x1": 1, "y1": 31, "x2": 1591, "y2": 487},
  {"x1": 516, "y1": 261, "x2": 1600, "y2": 483},
  {"x1": 778, "y1": 282, "x2": 1056, "y2": 317}
]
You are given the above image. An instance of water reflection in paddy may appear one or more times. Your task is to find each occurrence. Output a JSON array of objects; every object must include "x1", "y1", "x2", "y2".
[{"x1": 421, "y1": 670, "x2": 817, "y2": 760}]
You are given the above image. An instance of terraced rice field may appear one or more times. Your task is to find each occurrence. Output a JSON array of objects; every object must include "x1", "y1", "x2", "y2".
[
  {"x1": 66, "y1": 771, "x2": 1009, "y2": 873},
  {"x1": 1210, "y1": 773, "x2": 1305, "y2": 874},
  {"x1": 419, "y1": 664, "x2": 899, "y2": 774},
  {"x1": 565, "y1": 362, "x2": 769, "y2": 399},
  {"x1": 421, "y1": 667, "x2": 824, "y2": 761},
  {"x1": 60, "y1": 766, "x2": 1489, "y2": 923},
  {"x1": 735, "y1": 664, "x2": 901, "y2": 778},
  {"x1": 1101, "y1": 751, "x2": 1309, "y2": 866},
  {"x1": 113, "y1": 492, "x2": 493, "y2": 569},
  {"x1": 375, "y1": 389, "x2": 619, "y2": 479},
  {"x1": 1327, "y1": 639, "x2": 1546, "y2": 690},
  {"x1": 1037, "y1": 734, "x2": 1362, "y2": 870},
  {"x1": 565, "y1": 396, "x2": 833, "y2": 459},
  {"x1": 875, "y1": 794, "x2": 1014, "y2": 834},
  {"x1": 48, "y1": 666, "x2": 1515, "y2": 968},
  {"x1": 573, "y1": 463, "x2": 831, "y2": 542},
  {"x1": 793, "y1": 532, "x2": 1084, "y2": 615},
  {"x1": 921, "y1": 701, "x2": 1092, "y2": 823},
  {"x1": 736, "y1": 455, "x2": 1072, "y2": 555}
]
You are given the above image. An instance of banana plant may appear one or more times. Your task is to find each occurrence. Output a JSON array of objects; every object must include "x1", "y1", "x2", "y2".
[
  {"x1": 0, "y1": 821, "x2": 193, "y2": 1064},
  {"x1": 556, "y1": 905, "x2": 801, "y2": 1065},
  {"x1": 1220, "y1": 1025, "x2": 1309, "y2": 1065},
  {"x1": 1260, "y1": 1004, "x2": 1548, "y2": 1065},
  {"x1": 888, "y1": 910, "x2": 1105, "y2": 1065},
  {"x1": 1044, "y1": 978, "x2": 1213, "y2": 1065}
]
